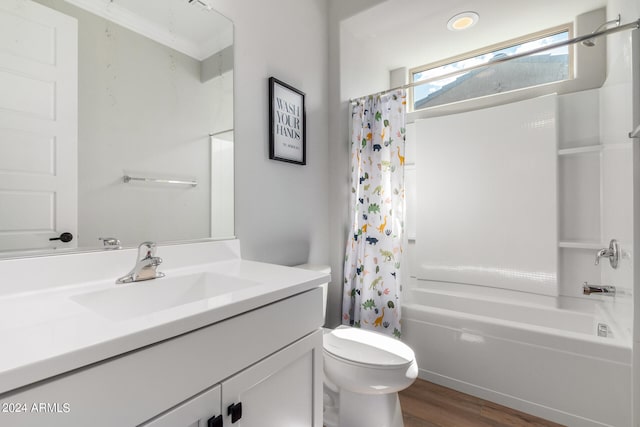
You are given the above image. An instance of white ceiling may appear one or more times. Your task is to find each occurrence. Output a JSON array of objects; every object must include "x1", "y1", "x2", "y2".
[
  {"x1": 113, "y1": 0, "x2": 232, "y2": 48},
  {"x1": 66, "y1": 0, "x2": 233, "y2": 60},
  {"x1": 343, "y1": 0, "x2": 607, "y2": 70}
]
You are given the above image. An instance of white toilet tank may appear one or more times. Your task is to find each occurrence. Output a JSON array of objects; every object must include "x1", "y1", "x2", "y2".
[{"x1": 294, "y1": 264, "x2": 330, "y2": 324}]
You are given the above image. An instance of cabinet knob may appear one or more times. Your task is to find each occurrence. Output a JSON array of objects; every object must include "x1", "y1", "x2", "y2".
[
  {"x1": 207, "y1": 414, "x2": 222, "y2": 427},
  {"x1": 227, "y1": 402, "x2": 242, "y2": 423}
]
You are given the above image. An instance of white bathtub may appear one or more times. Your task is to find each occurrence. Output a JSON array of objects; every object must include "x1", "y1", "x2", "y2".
[{"x1": 402, "y1": 281, "x2": 632, "y2": 427}]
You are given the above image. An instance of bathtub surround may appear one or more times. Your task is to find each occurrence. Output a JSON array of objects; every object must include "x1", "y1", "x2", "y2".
[
  {"x1": 402, "y1": 86, "x2": 634, "y2": 425},
  {"x1": 399, "y1": 84, "x2": 635, "y2": 425},
  {"x1": 343, "y1": 90, "x2": 406, "y2": 336},
  {"x1": 414, "y1": 95, "x2": 558, "y2": 296}
]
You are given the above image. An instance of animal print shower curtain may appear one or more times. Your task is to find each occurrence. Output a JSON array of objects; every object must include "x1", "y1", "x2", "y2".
[{"x1": 342, "y1": 90, "x2": 406, "y2": 337}]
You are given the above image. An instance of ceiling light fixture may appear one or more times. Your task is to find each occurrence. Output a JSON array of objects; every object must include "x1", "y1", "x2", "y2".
[{"x1": 447, "y1": 11, "x2": 479, "y2": 31}]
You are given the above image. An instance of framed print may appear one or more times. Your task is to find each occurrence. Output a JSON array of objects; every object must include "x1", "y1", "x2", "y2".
[{"x1": 269, "y1": 77, "x2": 306, "y2": 165}]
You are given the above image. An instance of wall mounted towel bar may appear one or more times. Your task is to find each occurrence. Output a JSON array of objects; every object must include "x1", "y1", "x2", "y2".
[{"x1": 123, "y1": 175, "x2": 197, "y2": 187}]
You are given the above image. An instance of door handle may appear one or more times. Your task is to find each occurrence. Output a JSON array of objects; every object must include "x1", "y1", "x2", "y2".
[{"x1": 49, "y1": 232, "x2": 73, "y2": 243}]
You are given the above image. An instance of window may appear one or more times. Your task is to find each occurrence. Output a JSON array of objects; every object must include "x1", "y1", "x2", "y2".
[{"x1": 409, "y1": 25, "x2": 572, "y2": 111}]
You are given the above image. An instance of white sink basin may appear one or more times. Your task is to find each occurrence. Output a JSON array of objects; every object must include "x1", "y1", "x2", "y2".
[{"x1": 71, "y1": 272, "x2": 260, "y2": 321}]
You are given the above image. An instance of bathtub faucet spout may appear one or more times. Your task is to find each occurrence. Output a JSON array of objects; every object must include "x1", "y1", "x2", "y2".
[{"x1": 582, "y1": 282, "x2": 616, "y2": 296}]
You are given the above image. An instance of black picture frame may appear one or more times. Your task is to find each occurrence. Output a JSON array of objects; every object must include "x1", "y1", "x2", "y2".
[{"x1": 269, "y1": 77, "x2": 306, "y2": 165}]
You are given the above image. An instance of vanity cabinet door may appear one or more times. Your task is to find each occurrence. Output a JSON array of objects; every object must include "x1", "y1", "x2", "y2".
[
  {"x1": 221, "y1": 329, "x2": 323, "y2": 427},
  {"x1": 139, "y1": 384, "x2": 221, "y2": 427}
]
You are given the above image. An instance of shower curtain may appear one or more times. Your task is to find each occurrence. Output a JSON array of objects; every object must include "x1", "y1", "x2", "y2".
[{"x1": 342, "y1": 90, "x2": 406, "y2": 337}]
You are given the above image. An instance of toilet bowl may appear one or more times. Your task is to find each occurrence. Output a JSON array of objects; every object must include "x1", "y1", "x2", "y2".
[
  {"x1": 323, "y1": 325, "x2": 418, "y2": 427},
  {"x1": 294, "y1": 264, "x2": 418, "y2": 427}
]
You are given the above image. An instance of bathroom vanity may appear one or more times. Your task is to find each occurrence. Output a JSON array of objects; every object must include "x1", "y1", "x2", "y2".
[{"x1": 0, "y1": 240, "x2": 326, "y2": 426}]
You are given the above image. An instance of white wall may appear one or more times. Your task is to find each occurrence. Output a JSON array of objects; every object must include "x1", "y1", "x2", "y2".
[{"x1": 210, "y1": 0, "x2": 330, "y2": 267}]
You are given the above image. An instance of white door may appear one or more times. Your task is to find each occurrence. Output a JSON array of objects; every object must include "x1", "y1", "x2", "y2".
[{"x1": 0, "y1": 0, "x2": 77, "y2": 252}]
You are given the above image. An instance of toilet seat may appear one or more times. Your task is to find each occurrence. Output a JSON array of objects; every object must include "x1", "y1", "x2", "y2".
[{"x1": 323, "y1": 326, "x2": 414, "y2": 368}]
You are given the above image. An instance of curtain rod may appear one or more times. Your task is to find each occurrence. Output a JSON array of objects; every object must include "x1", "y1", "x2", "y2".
[{"x1": 349, "y1": 18, "x2": 640, "y2": 103}]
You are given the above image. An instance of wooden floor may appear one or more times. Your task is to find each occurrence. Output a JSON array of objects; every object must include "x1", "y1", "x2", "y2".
[{"x1": 399, "y1": 379, "x2": 565, "y2": 427}]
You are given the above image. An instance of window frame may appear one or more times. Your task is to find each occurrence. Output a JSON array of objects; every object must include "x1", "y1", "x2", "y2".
[{"x1": 408, "y1": 23, "x2": 574, "y2": 112}]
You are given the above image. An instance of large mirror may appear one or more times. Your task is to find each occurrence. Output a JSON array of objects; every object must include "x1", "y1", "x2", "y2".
[{"x1": 0, "y1": 0, "x2": 234, "y2": 257}]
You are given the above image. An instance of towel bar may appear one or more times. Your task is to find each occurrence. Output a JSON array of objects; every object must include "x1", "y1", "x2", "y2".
[{"x1": 123, "y1": 175, "x2": 197, "y2": 187}]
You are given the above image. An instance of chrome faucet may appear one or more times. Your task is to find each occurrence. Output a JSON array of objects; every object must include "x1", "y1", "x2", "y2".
[
  {"x1": 594, "y1": 239, "x2": 619, "y2": 269},
  {"x1": 116, "y1": 241, "x2": 165, "y2": 284},
  {"x1": 582, "y1": 282, "x2": 616, "y2": 296}
]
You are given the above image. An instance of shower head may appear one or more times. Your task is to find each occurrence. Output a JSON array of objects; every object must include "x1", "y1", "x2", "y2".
[{"x1": 581, "y1": 14, "x2": 621, "y2": 46}]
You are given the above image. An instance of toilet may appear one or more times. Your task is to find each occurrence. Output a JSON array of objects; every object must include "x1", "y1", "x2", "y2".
[{"x1": 295, "y1": 264, "x2": 418, "y2": 427}]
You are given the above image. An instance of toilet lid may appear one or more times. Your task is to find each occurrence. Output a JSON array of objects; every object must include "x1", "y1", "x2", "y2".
[{"x1": 323, "y1": 326, "x2": 414, "y2": 367}]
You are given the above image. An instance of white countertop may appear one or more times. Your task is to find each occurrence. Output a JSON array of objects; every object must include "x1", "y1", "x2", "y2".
[{"x1": 0, "y1": 240, "x2": 329, "y2": 396}]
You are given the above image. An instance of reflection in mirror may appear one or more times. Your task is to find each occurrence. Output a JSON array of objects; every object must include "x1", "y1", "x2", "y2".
[{"x1": 0, "y1": 0, "x2": 234, "y2": 257}]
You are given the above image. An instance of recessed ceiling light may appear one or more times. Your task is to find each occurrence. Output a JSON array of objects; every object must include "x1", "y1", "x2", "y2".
[{"x1": 447, "y1": 12, "x2": 479, "y2": 31}]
